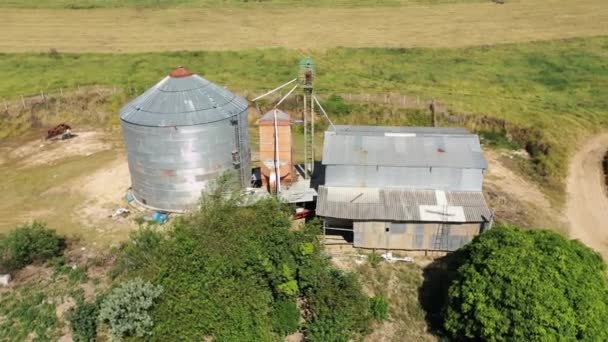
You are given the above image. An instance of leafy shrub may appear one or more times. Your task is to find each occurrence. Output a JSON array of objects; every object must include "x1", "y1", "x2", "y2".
[
  {"x1": 0, "y1": 222, "x2": 65, "y2": 273},
  {"x1": 272, "y1": 299, "x2": 300, "y2": 336},
  {"x1": 305, "y1": 270, "x2": 373, "y2": 342},
  {"x1": 321, "y1": 95, "x2": 353, "y2": 116},
  {"x1": 369, "y1": 296, "x2": 389, "y2": 321},
  {"x1": 67, "y1": 301, "x2": 99, "y2": 342},
  {"x1": 98, "y1": 278, "x2": 163, "y2": 339},
  {"x1": 478, "y1": 130, "x2": 521, "y2": 150},
  {"x1": 444, "y1": 225, "x2": 608, "y2": 341},
  {"x1": 112, "y1": 181, "x2": 375, "y2": 341}
]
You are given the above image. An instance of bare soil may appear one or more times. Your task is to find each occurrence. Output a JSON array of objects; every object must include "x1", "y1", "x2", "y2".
[
  {"x1": 483, "y1": 150, "x2": 564, "y2": 230},
  {"x1": 0, "y1": 130, "x2": 136, "y2": 244},
  {"x1": 566, "y1": 134, "x2": 608, "y2": 259},
  {"x1": 6, "y1": 131, "x2": 112, "y2": 168},
  {"x1": 71, "y1": 154, "x2": 135, "y2": 234}
]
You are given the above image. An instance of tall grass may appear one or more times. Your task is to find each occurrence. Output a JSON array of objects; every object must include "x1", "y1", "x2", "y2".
[{"x1": 0, "y1": 0, "x2": 483, "y2": 9}]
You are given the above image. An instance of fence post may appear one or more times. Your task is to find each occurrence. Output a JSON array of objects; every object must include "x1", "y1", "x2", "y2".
[
  {"x1": 20, "y1": 95, "x2": 25, "y2": 108},
  {"x1": 402, "y1": 95, "x2": 406, "y2": 107},
  {"x1": 416, "y1": 96, "x2": 419, "y2": 105},
  {"x1": 3, "y1": 99, "x2": 7, "y2": 111}
]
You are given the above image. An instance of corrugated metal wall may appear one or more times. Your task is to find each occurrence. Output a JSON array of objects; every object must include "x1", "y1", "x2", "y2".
[
  {"x1": 353, "y1": 221, "x2": 481, "y2": 251},
  {"x1": 325, "y1": 165, "x2": 483, "y2": 191},
  {"x1": 122, "y1": 112, "x2": 250, "y2": 212}
]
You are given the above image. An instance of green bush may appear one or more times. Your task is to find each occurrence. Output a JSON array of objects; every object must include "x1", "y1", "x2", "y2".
[
  {"x1": 321, "y1": 95, "x2": 353, "y2": 116},
  {"x1": 98, "y1": 278, "x2": 163, "y2": 339},
  {"x1": 112, "y1": 181, "x2": 375, "y2": 341},
  {"x1": 369, "y1": 296, "x2": 389, "y2": 321},
  {"x1": 444, "y1": 225, "x2": 608, "y2": 341},
  {"x1": 272, "y1": 299, "x2": 300, "y2": 336},
  {"x1": 67, "y1": 301, "x2": 99, "y2": 342},
  {"x1": 305, "y1": 270, "x2": 373, "y2": 342},
  {"x1": 478, "y1": 130, "x2": 521, "y2": 150},
  {"x1": 0, "y1": 222, "x2": 65, "y2": 273}
]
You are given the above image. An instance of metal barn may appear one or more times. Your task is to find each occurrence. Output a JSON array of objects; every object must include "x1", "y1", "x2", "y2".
[
  {"x1": 316, "y1": 125, "x2": 492, "y2": 252},
  {"x1": 120, "y1": 67, "x2": 251, "y2": 212}
]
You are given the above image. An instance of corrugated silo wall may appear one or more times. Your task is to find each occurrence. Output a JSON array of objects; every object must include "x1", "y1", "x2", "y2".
[
  {"x1": 235, "y1": 108, "x2": 252, "y2": 188},
  {"x1": 122, "y1": 110, "x2": 251, "y2": 212}
]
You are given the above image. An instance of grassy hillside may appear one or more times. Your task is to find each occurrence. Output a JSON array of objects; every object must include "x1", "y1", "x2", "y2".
[
  {"x1": 1, "y1": 37, "x2": 607, "y2": 195},
  {"x1": 1, "y1": 0, "x2": 606, "y2": 52}
]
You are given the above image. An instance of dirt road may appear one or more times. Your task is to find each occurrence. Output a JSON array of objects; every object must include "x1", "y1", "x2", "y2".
[{"x1": 566, "y1": 134, "x2": 608, "y2": 259}]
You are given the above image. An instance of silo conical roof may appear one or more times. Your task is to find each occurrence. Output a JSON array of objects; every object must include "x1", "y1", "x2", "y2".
[{"x1": 120, "y1": 67, "x2": 248, "y2": 127}]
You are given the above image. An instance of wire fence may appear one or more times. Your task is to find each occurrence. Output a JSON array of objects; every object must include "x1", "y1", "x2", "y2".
[{"x1": 0, "y1": 85, "x2": 442, "y2": 117}]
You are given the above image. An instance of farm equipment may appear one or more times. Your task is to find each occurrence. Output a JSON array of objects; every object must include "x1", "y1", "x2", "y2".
[
  {"x1": 46, "y1": 123, "x2": 72, "y2": 140},
  {"x1": 292, "y1": 207, "x2": 313, "y2": 220}
]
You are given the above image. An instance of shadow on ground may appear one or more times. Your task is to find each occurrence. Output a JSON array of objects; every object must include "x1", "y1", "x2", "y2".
[{"x1": 418, "y1": 250, "x2": 467, "y2": 339}]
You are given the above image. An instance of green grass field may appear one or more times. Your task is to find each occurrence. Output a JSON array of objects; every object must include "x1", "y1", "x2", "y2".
[{"x1": 1, "y1": 37, "x2": 607, "y2": 194}]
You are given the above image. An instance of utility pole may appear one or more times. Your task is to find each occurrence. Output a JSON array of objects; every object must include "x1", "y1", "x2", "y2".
[{"x1": 299, "y1": 58, "x2": 315, "y2": 178}]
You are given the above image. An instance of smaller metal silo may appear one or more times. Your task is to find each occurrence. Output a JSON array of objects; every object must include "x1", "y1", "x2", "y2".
[{"x1": 120, "y1": 67, "x2": 251, "y2": 212}]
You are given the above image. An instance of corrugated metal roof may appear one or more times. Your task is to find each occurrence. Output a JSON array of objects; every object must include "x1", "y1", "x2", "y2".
[
  {"x1": 322, "y1": 130, "x2": 487, "y2": 169},
  {"x1": 120, "y1": 71, "x2": 248, "y2": 127},
  {"x1": 333, "y1": 125, "x2": 469, "y2": 135},
  {"x1": 316, "y1": 186, "x2": 492, "y2": 223}
]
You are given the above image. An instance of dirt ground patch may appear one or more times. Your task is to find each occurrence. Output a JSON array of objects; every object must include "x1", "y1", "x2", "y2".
[
  {"x1": 566, "y1": 133, "x2": 608, "y2": 259},
  {"x1": 0, "y1": 130, "x2": 136, "y2": 245},
  {"x1": 6, "y1": 131, "x2": 112, "y2": 168},
  {"x1": 1, "y1": 0, "x2": 606, "y2": 52},
  {"x1": 483, "y1": 150, "x2": 563, "y2": 229},
  {"x1": 69, "y1": 153, "x2": 137, "y2": 240}
]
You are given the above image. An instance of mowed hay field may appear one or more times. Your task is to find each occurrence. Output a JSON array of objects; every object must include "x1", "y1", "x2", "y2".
[{"x1": 1, "y1": 0, "x2": 607, "y2": 52}]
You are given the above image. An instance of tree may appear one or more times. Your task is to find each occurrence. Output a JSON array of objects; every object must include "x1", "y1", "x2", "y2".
[{"x1": 444, "y1": 225, "x2": 608, "y2": 341}]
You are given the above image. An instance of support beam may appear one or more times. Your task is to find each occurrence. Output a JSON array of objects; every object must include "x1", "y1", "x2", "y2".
[{"x1": 252, "y1": 78, "x2": 297, "y2": 102}]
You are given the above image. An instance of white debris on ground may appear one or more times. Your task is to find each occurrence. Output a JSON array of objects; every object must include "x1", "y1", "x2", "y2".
[
  {"x1": 0, "y1": 274, "x2": 11, "y2": 287},
  {"x1": 381, "y1": 252, "x2": 414, "y2": 263}
]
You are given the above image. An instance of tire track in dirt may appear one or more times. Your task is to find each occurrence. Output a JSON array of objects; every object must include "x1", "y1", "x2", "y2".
[{"x1": 566, "y1": 134, "x2": 608, "y2": 259}]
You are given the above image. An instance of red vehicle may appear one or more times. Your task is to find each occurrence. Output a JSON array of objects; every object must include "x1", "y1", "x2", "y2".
[{"x1": 292, "y1": 208, "x2": 314, "y2": 220}]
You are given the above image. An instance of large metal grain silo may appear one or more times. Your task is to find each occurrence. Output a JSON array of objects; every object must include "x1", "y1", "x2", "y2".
[{"x1": 120, "y1": 67, "x2": 251, "y2": 212}]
